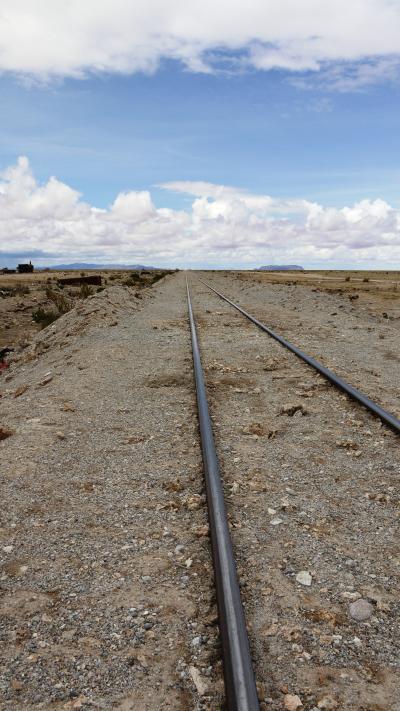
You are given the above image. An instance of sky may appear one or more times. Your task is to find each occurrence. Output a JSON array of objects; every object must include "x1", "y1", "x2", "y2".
[{"x1": 1, "y1": 1, "x2": 400, "y2": 269}]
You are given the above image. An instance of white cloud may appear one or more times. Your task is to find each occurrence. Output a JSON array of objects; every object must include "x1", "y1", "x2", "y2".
[
  {"x1": 1, "y1": 157, "x2": 400, "y2": 268},
  {"x1": 1, "y1": 1, "x2": 400, "y2": 87}
]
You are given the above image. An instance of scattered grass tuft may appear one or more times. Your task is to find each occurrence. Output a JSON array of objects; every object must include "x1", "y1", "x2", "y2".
[
  {"x1": 79, "y1": 283, "x2": 93, "y2": 299},
  {"x1": 32, "y1": 307, "x2": 60, "y2": 328},
  {"x1": 45, "y1": 287, "x2": 72, "y2": 314}
]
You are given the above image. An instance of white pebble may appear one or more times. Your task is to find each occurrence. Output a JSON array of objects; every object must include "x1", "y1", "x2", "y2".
[{"x1": 296, "y1": 571, "x2": 312, "y2": 586}]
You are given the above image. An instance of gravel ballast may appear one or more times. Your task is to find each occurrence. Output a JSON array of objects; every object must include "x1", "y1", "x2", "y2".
[{"x1": 0, "y1": 271, "x2": 399, "y2": 710}]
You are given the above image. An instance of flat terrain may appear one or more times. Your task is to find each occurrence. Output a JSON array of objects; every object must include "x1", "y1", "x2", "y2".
[{"x1": 0, "y1": 271, "x2": 399, "y2": 710}]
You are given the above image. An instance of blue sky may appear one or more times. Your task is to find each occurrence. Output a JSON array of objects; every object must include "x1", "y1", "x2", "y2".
[
  {"x1": 1, "y1": 1, "x2": 400, "y2": 268},
  {"x1": 3, "y1": 67, "x2": 400, "y2": 209}
]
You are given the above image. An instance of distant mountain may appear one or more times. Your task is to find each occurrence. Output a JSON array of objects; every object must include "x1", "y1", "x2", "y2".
[
  {"x1": 257, "y1": 265, "x2": 304, "y2": 271},
  {"x1": 37, "y1": 262, "x2": 158, "y2": 270}
]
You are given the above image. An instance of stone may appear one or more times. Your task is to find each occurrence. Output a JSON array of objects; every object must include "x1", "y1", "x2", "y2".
[
  {"x1": 284, "y1": 694, "x2": 303, "y2": 710},
  {"x1": 295, "y1": 571, "x2": 312, "y2": 586},
  {"x1": 349, "y1": 599, "x2": 374, "y2": 622},
  {"x1": 14, "y1": 384, "x2": 29, "y2": 398},
  {"x1": 189, "y1": 666, "x2": 208, "y2": 695},
  {"x1": 0, "y1": 426, "x2": 14, "y2": 441},
  {"x1": 317, "y1": 695, "x2": 338, "y2": 709},
  {"x1": 280, "y1": 403, "x2": 306, "y2": 417},
  {"x1": 270, "y1": 518, "x2": 283, "y2": 526}
]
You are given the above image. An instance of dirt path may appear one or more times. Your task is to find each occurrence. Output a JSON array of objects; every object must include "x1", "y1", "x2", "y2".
[{"x1": 0, "y1": 271, "x2": 399, "y2": 710}]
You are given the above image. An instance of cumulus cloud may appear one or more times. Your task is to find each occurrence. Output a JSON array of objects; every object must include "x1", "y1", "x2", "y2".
[
  {"x1": 1, "y1": 1, "x2": 400, "y2": 87},
  {"x1": 1, "y1": 157, "x2": 400, "y2": 268}
]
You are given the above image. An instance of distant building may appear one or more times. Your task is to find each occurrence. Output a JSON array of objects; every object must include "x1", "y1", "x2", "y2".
[
  {"x1": 1, "y1": 268, "x2": 17, "y2": 274},
  {"x1": 17, "y1": 261, "x2": 34, "y2": 273}
]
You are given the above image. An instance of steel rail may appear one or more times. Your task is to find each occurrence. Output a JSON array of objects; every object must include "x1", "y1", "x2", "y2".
[
  {"x1": 186, "y1": 280, "x2": 260, "y2": 711},
  {"x1": 200, "y1": 280, "x2": 400, "y2": 435}
]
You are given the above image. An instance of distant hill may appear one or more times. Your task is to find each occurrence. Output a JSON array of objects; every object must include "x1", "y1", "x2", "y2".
[
  {"x1": 257, "y1": 265, "x2": 304, "y2": 271},
  {"x1": 37, "y1": 262, "x2": 158, "y2": 270}
]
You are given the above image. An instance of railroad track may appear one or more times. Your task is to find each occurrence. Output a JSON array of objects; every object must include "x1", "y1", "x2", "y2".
[{"x1": 186, "y1": 277, "x2": 399, "y2": 710}]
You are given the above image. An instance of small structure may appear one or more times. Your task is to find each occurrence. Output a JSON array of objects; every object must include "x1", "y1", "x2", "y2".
[
  {"x1": 17, "y1": 261, "x2": 34, "y2": 273},
  {"x1": 1, "y1": 268, "x2": 17, "y2": 274},
  {"x1": 58, "y1": 275, "x2": 102, "y2": 287}
]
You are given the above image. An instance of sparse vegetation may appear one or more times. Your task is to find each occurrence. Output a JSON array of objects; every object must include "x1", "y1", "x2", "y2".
[
  {"x1": 32, "y1": 306, "x2": 60, "y2": 328},
  {"x1": 124, "y1": 273, "x2": 143, "y2": 287},
  {"x1": 151, "y1": 271, "x2": 167, "y2": 284},
  {"x1": 45, "y1": 287, "x2": 72, "y2": 314},
  {"x1": 15, "y1": 284, "x2": 30, "y2": 295},
  {"x1": 79, "y1": 283, "x2": 93, "y2": 299},
  {"x1": 32, "y1": 287, "x2": 73, "y2": 328}
]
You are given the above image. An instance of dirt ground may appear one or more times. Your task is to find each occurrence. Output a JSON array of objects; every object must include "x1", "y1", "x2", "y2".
[{"x1": 0, "y1": 270, "x2": 399, "y2": 710}]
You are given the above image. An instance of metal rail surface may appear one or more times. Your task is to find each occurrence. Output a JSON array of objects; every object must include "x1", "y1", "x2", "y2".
[
  {"x1": 186, "y1": 281, "x2": 260, "y2": 711},
  {"x1": 201, "y1": 280, "x2": 400, "y2": 435}
]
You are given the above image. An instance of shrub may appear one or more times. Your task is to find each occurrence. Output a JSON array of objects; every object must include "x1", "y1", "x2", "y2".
[
  {"x1": 45, "y1": 287, "x2": 71, "y2": 314},
  {"x1": 32, "y1": 307, "x2": 59, "y2": 328},
  {"x1": 124, "y1": 273, "x2": 142, "y2": 287},
  {"x1": 79, "y1": 283, "x2": 93, "y2": 299},
  {"x1": 151, "y1": 271, "x2": 167, "y2": 284},
  {"x1": 15, "y1": 284, "x2": 30, "y2": 296}
]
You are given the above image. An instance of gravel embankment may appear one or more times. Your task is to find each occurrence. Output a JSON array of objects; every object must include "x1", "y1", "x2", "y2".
[{"x1": 0, "y1": 277, "x2": 222, "y2": 710}]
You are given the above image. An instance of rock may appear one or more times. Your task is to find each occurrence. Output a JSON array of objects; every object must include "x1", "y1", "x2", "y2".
[
  {"x1": 270, "y1": 518, "x2": 283, "y2": 526},
  {"x1": 349, "y1": 599, "x2": 374, "y2": 622},
  {"x1": 39, "y1": 374, "x2": 53, "y2": 386},
  {"x1": 3, "y1": 546, "x2": 13, "y2": 553},
  {"x1": 263, "y1": 624, "x2": 279, "y2": 637},
  {"x1": 317, "y1": 695, "x2": 338, "y2": 709},
  {"x1": 242, "y1": 423, "x2": 264, "y2": 436},
  {"x1": 284, "y1": 693, "x2": 303, "y2": 710},
  {"x1": 193, "y1": 524, "x2": 209, "y2": 537},
  {"x1": 191, "y1": 636, "x2": 202, "y2": 647},
  {"x1": 14, "y1": 384, "x2": 29, "y2": 398},
  {"x1": 341, "y1": 591, "x2": 361, "y2": 601},
  {"x1": 280, "y1": 403, "x2": 306, "y2": 417},
  {"x1": 263, "y1": 357, "x2": 281, "y2": 371},
  {"x1": 189, "y1": 666, "x2": 208, "y2": 695},
  {"x1": 0, "y1": 426, "x2": 14, "y2": 440},
  {"x1": 295, "y1": 571, "x2": 312, "y2": 586},
  {"x1": 10, "y1": 679, "x2": 23, "y2": 691},
  {"x1": 56, "y1": 431, "x2": 66, "y2": 440}
]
